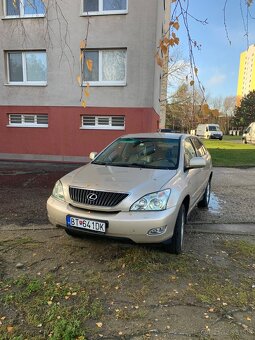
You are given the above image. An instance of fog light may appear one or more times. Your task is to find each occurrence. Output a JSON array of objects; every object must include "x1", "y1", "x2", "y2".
[{"x1": 147, "y1": 226, "x2": 167, "y2": 236}]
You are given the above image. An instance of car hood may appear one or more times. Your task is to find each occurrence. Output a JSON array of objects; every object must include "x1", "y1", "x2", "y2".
[{"x1": 62, "y1": 163, "x2": 177, "y2": 194}]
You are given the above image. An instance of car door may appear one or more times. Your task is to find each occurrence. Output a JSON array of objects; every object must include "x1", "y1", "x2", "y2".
[
  {"x1": 191, "y1": 137, "x2": 211, "y2": 195},
  {"x1": 183, "y1": 138, "x2": 204, "y2": 210}
]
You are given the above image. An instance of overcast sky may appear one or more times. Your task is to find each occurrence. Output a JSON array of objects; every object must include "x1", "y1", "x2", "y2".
[{"x1": 172, "y1": 0, "x2": 255, "y2": 99}]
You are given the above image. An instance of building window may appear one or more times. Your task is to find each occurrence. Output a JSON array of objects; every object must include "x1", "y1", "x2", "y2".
[
  {"x1": 4, "y1": 0, "x2": 46, "y2": 18},
  {"x1": 83, "y1": 0, "x2": 128, "y2": 15},
  {"x1": 7, "y1": 51, "x2": 47, "y2": 85},
  {"x1": 81, "y1": 115, "x2": 125, "y2": 130},
  {"x1": 83, "y1": 49, "x2": 127, "y2": 86},
  {"x1": 8, "y1": 114, "x2": 48, "y2": 127}
]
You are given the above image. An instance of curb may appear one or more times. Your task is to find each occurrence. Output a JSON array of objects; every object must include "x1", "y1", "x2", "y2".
[{"x1": 187, "y1": 223, "x2": 255, "y2": 236}]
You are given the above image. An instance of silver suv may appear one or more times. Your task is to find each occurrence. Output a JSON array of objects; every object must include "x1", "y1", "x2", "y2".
[{"x1": 47, "y1": 133, "x2": 212, "y2": 254}]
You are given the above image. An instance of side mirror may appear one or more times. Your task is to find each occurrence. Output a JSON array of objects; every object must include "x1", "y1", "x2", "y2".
[
  {"x1": 186, "y1": 157, "x2": 206, "y2": 170},
  {"x1": 89, "y1": 152, "x2": 98, "y2": 160}
]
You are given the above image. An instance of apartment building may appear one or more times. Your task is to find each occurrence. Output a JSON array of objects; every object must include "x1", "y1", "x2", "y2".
[
  {"x1": 0, "y1": 0, "x2": 170, "y2": 162},
  {"x1": 237, "y1": 44, "x2": 255, "y2": 106}
]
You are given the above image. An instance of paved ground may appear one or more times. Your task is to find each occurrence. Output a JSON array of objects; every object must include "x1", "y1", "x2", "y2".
[{"x1": 0, "y1": 162, "x2": 255, "y2": 339}]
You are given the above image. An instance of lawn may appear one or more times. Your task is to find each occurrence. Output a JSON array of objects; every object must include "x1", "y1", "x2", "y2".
[{"x1": 203, "y1": 136, "x2": 255, "y2": 167}]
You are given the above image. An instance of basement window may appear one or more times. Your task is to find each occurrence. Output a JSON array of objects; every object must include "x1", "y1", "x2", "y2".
[
  {"x1": 8, "y1": 114, "x2": 48, "y2": 127},
  {"x1": 81, "y1": 115, "x2": 125, "y2": 130}
]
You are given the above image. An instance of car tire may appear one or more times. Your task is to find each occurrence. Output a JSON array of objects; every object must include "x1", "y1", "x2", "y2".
[
  {"x1": 166, "y1": 204, "x2": 186, "y2": 255},
  {"x1": 65, "y1": 228, "x2": 80, "y2": 237},
  {"x1": 197, "y1": 180, "x2": 211, "y2": 208}
]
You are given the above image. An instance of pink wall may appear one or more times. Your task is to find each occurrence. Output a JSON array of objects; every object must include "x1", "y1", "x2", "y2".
[{"x1": 0, "y1": 106, "x2": 159, "y2": 158}]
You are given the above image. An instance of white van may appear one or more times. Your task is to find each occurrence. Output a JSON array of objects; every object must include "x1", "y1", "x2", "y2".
[
  {"x1": 242, "y1": 122, "x2": 255, "y2": 144},
  {"x1": 196, "y1": 124, "x2": 223, "y2": 140}
]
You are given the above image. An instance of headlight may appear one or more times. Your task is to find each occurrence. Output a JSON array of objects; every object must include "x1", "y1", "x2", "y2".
[
  {"x1": 52, "y1": 180, "x2": 65, "y2": 201},
  {"x1": 130, "y1": 189, "x2": 171, "y2": 211}
]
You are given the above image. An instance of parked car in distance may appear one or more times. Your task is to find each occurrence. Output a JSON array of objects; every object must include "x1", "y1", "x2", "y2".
[
  {"x1": 47, "y1": 133, "x2": 213, "y2": 254},
  {"x1": 242, "y1": 122, "x2": 255, "y2": 144},
  {"x1": 196, "y1": 123, "x2": 223, "y2": 140}
]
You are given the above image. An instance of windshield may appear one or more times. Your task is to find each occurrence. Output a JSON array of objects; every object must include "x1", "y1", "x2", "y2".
[
  {"x1": 209, "y1": 125, "x2": 220, "y2": 131},
  {"x1": 92, "y1": 137, "x2": 180, "y2": 170}
]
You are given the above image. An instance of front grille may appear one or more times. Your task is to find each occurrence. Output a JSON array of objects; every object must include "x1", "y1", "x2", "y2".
[{"x1": 69, "y1": 187, "x2": 129, "y2": 207}]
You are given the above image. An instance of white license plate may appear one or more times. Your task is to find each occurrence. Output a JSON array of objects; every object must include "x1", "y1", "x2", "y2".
[{"x1": 66, "y1": 215, "x2": 106, "y2": 233}]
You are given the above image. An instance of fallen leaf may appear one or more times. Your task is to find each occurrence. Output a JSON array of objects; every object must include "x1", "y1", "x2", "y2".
[
  {"x1": 7, "y1": 326, "x2": 14, "y2": 333},
  {"x1": 96, "y1": 322, "x2": 103, "y2": 328}
]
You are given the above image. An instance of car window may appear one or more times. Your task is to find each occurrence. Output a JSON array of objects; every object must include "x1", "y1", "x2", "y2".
[
  {"x1": 184, "y1": 138, "x2": 196, "y2": 167},
  {"x1": 191, "y1": 137, "x2": 206, "y2": 157},
  {"x1": 92, "y1": 137, "x2": 180, "y2": 170}
]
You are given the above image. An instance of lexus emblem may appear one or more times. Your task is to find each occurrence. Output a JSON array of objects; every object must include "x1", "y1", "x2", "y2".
[{"x1": 87, "y1": 193, "x2": 97, "y2": 201}]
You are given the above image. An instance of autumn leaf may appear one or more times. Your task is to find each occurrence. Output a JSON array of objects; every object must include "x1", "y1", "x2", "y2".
[
  {"x1": 84, "y1": 89, "x2": 90, "y2": 97},
  {"x1": 161, "y1": 44, "x2": 168, "y2": 55},
  {"x1": 82, "y1": 100, "x2": 87, "y2": 108},
  {"x1": 96, "y1": 322, "x2": 103, "y2": 328},
  {"x1": 173, "y1": 21, "x2": 180, "y2": 30},
  {"x1": 76, "y1": 75, "x2": 81, "y2": 85},
  {"x1": 7, "y1": 326, "x2": 14, "y2": 333},
  {"x1": 156, "y1": 54, "x2": 163, "y2": 67},
  {"x1": 169, "y1": 38, "x2": 175, "y2": 47},
  {"x1": 190, "y1": 80, "x2": 194, "y2": 86},
  {"x1": 174, "y1": 37, "x2": 180, "y2": 45},
  {"x1": 194, "y1": 67, "x2": 198, "y2": 76},
  {"x1": 86, "y1": 59, "x2": 93, "y2": 72},
  {"x1": 80, "y1": 40, "x2": 86, "y2": 49}
]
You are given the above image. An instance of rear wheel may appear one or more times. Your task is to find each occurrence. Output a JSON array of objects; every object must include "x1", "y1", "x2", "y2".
[
  {"x1": 166, "y1": 204, "x2": 186, "y2": 254},
  {"x1": 198, "y1": 181, "x2": 211, "y2": 208}
]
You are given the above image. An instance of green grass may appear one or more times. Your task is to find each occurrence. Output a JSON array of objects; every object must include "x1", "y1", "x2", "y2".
[
  {"x1": 203, "y1": 137, "x2": 255, "y2": 167},
  {"x1": 0, "y1": 275, "x2": 104, "y2": 339}
]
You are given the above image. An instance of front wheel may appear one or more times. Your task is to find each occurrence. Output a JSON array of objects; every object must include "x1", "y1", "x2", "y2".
[
  {"x1": 198, "y1": 181, "x2": 211, "y2": 208},
  {"x1": 166, "y1": 204, "x2": 186, "y2": 255}
]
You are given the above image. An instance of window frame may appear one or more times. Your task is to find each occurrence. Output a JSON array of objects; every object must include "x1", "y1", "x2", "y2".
[
  {"x1": 82, "y1": 49, "x2": 127, "y2": 86},
  {"x1": 3, "y1": 0, "x2": 46, "y2": 18},
  {"x1": 7, "y1": 114, "x2": 48, "y2": 128},
  {"x1": 82, "y1": 0, "x2": 128, "y2": 16},
  {"x1": 81, "y1": 115, "x2": 125, "y2": 130},
  {"x1": 6, "y1": 51, "x2": 47, "y2": 86}
]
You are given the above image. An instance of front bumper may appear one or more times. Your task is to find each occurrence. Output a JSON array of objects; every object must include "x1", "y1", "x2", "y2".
[
  {"x1": 209, "y1": 134, "x2": 222, "y2": 139},
  {"x1": 47, "y1": 196, "x2": 179, "y2": 244}
]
